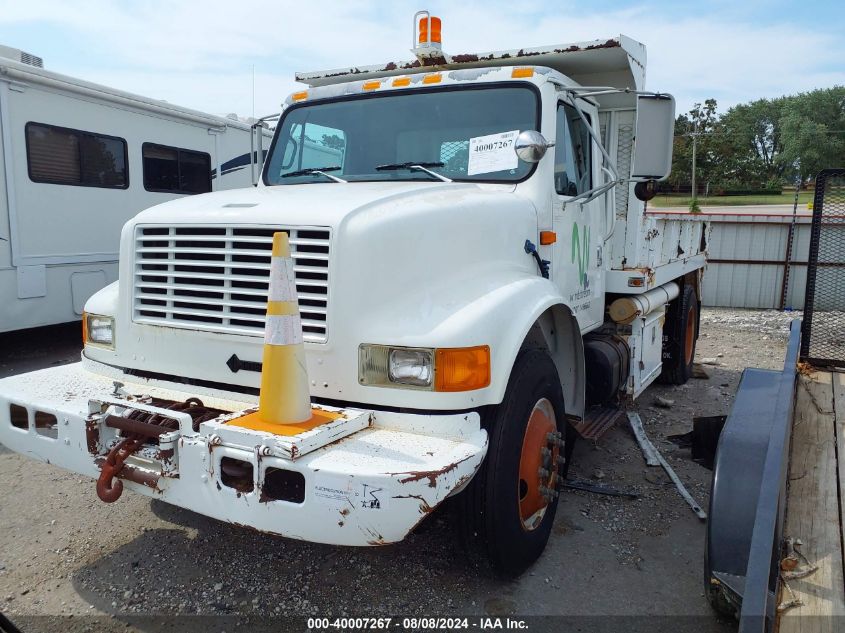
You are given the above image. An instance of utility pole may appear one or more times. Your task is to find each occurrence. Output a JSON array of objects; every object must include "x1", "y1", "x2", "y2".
[{"x1": 690, "y1": 117, "x2": 698, "y2": 201}]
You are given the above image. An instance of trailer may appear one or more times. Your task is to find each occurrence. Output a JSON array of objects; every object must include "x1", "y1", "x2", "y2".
[
  {"x1": 706, "y1": 168, "x2": 845, "y2": 630},
  {"x1": 0, "y1": 45, "x2": 269, "y2": 332},
  {"x1": 0, "y1": 12, "x2": 707, "y2": 574}
]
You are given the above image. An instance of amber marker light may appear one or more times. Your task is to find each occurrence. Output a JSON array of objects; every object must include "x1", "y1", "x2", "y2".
[
  {"x1": 291, "y1": 91, "x2": 308, "y2": 102},
  {"x1": 435, "y1": 346, "x2": 491, "y2": 392},
  {"x1": 422, "y1": 73, "x2": 442, "y2": 84},
  {"x1": 363, "y1": 80, "x2": 381, "y2": 91},
  {"x1": 540, "y1": 231, "x2": 557, "y2": 245},
  {"x1": 511, "y1": 67, "x2": 534, "y2": 78},
  {"x1": 392, "y1": 77, "x2": 411, "y2": 87}
]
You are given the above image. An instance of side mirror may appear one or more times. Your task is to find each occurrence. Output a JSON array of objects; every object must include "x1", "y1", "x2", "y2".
[
  {"x1": 631, "y1": 95, "x2": 675, "y2": 181},
  {"x1": 514, "y1": 130, "x2": 554, "y2": 163}
]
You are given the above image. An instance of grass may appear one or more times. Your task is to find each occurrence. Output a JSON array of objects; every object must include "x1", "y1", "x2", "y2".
[{"x1": 650, "y1": 192, "x2": 814, "y2": 208}]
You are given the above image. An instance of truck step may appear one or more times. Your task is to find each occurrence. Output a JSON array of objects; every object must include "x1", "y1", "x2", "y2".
[{"x1": 572, "y1": 406, "x2": 624, "y2": 440}]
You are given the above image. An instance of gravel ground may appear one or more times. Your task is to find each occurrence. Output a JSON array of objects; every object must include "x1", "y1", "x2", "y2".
[{"x1": 0, "y1": 309, "x2": 794, "y2": 631}]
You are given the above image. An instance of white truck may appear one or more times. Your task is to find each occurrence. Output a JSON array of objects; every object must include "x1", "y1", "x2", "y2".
[
  {"x1": 0, "y1": 44, "x2": 269, "y2": 333},
  {"x1": 0, "y1": 14, "x2": 707, "y2": 574}
]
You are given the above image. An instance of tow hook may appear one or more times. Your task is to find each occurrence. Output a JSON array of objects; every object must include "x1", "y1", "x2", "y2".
[{"x1": 96, "y1": 436, "x2": 143, "y2": 502}]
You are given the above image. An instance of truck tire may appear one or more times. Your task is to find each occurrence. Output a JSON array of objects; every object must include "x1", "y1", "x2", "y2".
[
  {"x1": 459, "y1": 349, "x2": 569, "y2": 576},
  {"x1": 659, "y1": 284, "x2": 698, "y2": 384}
]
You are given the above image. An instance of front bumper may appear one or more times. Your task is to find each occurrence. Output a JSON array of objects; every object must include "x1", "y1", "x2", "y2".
[{"x1": 0, "y1": 363, "x2": 487, "y2": 546}]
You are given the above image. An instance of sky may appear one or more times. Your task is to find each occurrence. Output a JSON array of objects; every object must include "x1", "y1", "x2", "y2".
[{"x1": 0, "y1": 0, "x2": 843, "y2": 120}]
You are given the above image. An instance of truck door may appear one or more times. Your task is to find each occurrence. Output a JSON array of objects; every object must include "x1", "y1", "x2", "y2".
[{"x1": 551, "y1": 98, "x2": 605, "y2": 331}]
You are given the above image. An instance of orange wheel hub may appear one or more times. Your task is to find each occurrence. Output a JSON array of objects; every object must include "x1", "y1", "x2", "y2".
[
  {"x1": 518, "y1": 398, "x2": 560, "y2": 531},
  {"x1": 684, "y1": 303, "x2": 697, "y2": 366}
]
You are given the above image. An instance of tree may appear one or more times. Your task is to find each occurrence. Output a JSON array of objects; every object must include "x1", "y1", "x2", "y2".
[
  {"x1": 718, "y1": 97, "x2": 788, "y2": 185},
  {"x1": 321, "y1": 134, "x2": 345, "y2": 151},
  {"x1": 780, "y1": 87, "x2": 845, "y2": 181}
]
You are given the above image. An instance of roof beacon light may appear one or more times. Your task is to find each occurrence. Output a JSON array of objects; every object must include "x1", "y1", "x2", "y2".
[
  {"x1": 418, "y1": 15, "x2": 441, "y2": 45},
  {"x1": 412, "y1": 10, "x2": 449, "y2": 64}
]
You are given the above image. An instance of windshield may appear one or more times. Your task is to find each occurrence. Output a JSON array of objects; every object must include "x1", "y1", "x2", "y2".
[{"x1": 263, "y1": 85, "x2": 539, "y2": 185}]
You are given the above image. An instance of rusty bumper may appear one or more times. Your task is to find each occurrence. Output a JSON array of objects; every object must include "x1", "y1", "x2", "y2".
[{"x1": 0, "y1": 363, "x2": 487, "y2": 546}]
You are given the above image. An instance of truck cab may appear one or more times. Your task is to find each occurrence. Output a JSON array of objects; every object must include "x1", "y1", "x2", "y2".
[{"x1": 0, "y1": 16, "x2": 706, "y2": 574}]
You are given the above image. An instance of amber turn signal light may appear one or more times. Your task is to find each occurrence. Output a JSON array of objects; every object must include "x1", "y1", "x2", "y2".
[{"x1": 435, "y1": 346, "x2": 491, "y2": 392}]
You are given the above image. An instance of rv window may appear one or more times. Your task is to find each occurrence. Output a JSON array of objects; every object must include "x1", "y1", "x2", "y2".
[
  {"x1": 554, "y1": 103, "x2": 592, "y2": 196},
  {"x1": 142, "y1": 143, "x2": 211, "y2": 194},
  {"x1": 26, "y1": 123, "x2": 127, "y2": 189}
]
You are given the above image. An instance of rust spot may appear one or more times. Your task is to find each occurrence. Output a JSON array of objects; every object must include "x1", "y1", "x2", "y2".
[
  {"x1": 585, "y1": 39, "x2": 620, "y2": 50},
  {"x1": 451, "y1": 53, "x2": 479, "y2": 63},
  {"x1": 392, "y1": 493, "x2": 433, "y2": 515},
  {"x1": 391, "y1": 455, "x2": 474, "y2": 488},
  {"x1": 159, "y1": 448, "x2": 174, "y2": 460},
  {"x1": 400, "y1": 60, "x2": 422, "y2": 70},
  {"x1": 85, "y1": 419, "x2": 99, "y2": 454},
  {"x1": 340, "y1": 507, "x2": 350, "y2": 517},
  {"x1": 322, "y1": 67, "x2": 366, "y2": 79},
  {"x1": 382, "y1": 62, "x2": 397, "y2": 71},
  {"x1": 422, "y1": 55, "x2": 447, "y2": 67}
]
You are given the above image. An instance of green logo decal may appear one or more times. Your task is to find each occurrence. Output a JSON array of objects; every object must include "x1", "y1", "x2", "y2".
[{"x1": 571, "y1": 224, "x2": 590, "y2": 289}]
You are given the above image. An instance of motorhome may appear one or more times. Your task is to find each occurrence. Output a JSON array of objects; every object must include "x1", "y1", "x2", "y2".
[
  {"x1": 0, "y1": 45, "x2": 268, "y2": 332},
  {"x1": 0, "y1": 14, "x2": 707, "y2": 573}
]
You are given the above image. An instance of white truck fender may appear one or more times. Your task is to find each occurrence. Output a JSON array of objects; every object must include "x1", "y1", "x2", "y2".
[{"x1": 490, "y1": 281, "x2": 585, "y2": 420}]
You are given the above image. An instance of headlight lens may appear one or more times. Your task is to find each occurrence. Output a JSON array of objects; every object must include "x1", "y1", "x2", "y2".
[
  {"x1": 389, "y1": 348, "x2": 433, "y2": 387},
  {"x1": 84, "y1": 313, "x2": 115, "y2": 348},
  {"x1": 359, "y1": 345, "x2": 434, "y2": 390}
]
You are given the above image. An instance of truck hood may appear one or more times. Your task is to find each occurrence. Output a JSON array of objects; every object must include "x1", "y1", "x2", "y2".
[
  {"x1": 106, "y1": 178, "x2": 540, "y2": 411},
  {"x1": 132, "y1": 181, "x2": 515, "y2": 228}
]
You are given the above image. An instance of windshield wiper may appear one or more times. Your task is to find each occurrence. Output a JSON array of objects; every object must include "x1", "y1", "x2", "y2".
[
  {"x1": 375, "y1": 162, "x2": 452, "y2": 182},
  {"x1": 282, "y1": 166, "x2": 347, "y2": 183}
]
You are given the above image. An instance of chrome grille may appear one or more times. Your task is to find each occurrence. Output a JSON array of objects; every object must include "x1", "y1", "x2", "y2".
[{"x1": 133, "y1": 225, "x2": 330, "y2": 342}]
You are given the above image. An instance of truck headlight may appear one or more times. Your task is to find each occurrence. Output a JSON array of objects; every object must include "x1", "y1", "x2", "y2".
[
  {"x1": 359, "y1": 345, "x2": 433, "y2": 390},
  {"x1": 83, "y1": 312, "x2": 115, "y2": 349},
  {"x1": 358, "y1": 344, "x2": 490, "y2": 392},
  {"x1": 389, "y1": 348, "x2": 433, "y2": 386}
]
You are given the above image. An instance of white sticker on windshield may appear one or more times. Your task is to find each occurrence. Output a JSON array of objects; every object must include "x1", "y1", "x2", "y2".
[{"x1": 467, "y1": 130, "x2": 520, "y2": 176}]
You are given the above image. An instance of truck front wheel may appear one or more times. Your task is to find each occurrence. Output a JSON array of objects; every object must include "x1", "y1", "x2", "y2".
[{"x1": 459, "y1": 349, "x2": 570, "y2": 575}]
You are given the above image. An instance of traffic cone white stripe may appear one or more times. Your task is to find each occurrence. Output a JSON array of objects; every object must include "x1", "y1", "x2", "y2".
[
  {"x1": 268, "y1": 256, "x2": 297, "y2": 302},
  {"x1": 265, "y1": 314, "x2": 303, "y2": 346}
]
